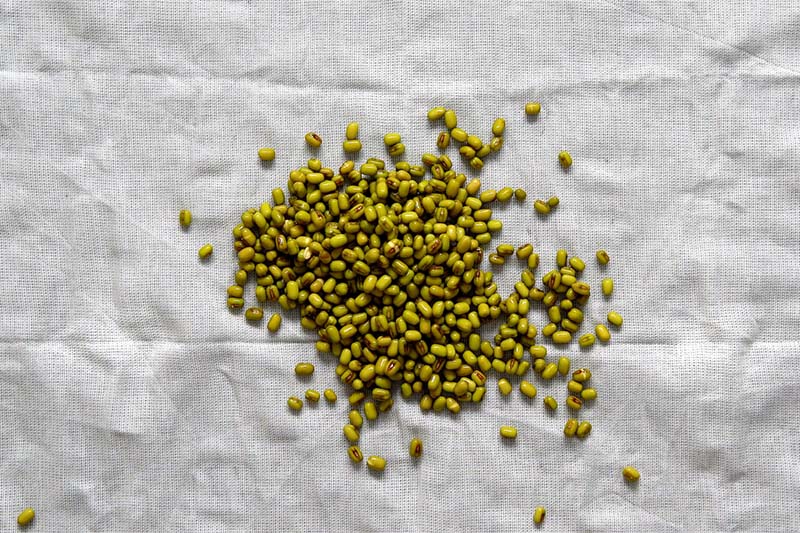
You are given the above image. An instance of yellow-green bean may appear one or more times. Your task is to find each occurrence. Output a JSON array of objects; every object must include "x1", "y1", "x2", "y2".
[
  {"x1": 409, "y1": 438, "x2": 423, "y2": 457},
  {"x1": 622, "y1": 466, "x2": 641, "y2": 482},
  {"x1": 595, "y1": 324, "x2": 611, "y2": 342},
  {"x1": 295, "y1": 362, "x2": 315, "y2": 376},
  {"x1": 596, "y1": 249, "x2": 610, "y2": 265},
  {"x1": 576, "y1": 420, "x2": 592, "y2": 438},
  {"x1": 520, "y1": 380, "x2": 537, "y2": 398},
  {"x1": 305, "y1": 389, "x2": 320, "y2": 402},
  {"x1": 581, "y1": 388, "x2": 597, "y2": 401},
  {"x1": 564, "y1": 418, "x2": 579, "y2": 438},
  {"x1": 428, "y1": 107, "x2": 446, "y2": 120},
  {"x1": 602, "y1": 278, "x2": 614, "y2": 296},
  {"x1": 287, "y1": 396, "x2": 303, "y2": 411},
  {"x1": 492, "y1": 118, "x2": 506, "y2": 136},
  {"x1": 345, "y1": 122, "x2": 359, "y2": 140},
  {"x1": 608, "y1": 311, "x2": 623, "y2": 327},
  {"x1": 258, "y1": 147, "x2": 276, "y2": 161},
  {"x1": 525, "y1": 102, "x2": 542, "y2": 116},
  {"x1": 343, "y1": 423, "x2": 360, "y2": 443},
  {"x1": 348, "y1": 445, "x2": 363, "y2": 463},
  {"x1": 558, "y1": 150, "x2": 572, "y2": 168},
  {"x1": 267, "y1": 313, "x2": 282, "y2": 332},
  {"x1": 533, "y1": 506, "x2": 546, "y2": 524},
  {"x1": 198, "y1": 244, "x2": 213, "y2": 259},
  {"x1": 499, "y1": 426, "x2": 518, "y2": 438},
  {"x1": 557, "y1": 356, "x2": 571, "y2": 376},
  {"x1": 543, "y1": 396, "x2": 557, "y2": 410},
  {"x1": 367, "y1": 455, "x2": 387, "y2": 471},
  {"x1": 343, "y1": 139, "x2": 362, "y2": 152},
  {"x1": 179, "y1": 209, "x2": 192, "y2": 228},
  {"x1": 324, "y1": 389, "x2": 337, "y2": 403}
]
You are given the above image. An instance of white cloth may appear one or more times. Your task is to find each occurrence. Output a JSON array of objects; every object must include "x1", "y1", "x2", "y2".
[{"x1": 2, "y1": 1, "x2": 799, "y2": 531}]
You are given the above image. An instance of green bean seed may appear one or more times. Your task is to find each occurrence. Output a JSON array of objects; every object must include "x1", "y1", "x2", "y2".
[
  {"x1": 258, "y1": 147, "x2": 276, "y2": 161},
  {"x1": 17, "y1": 508, "x2": 35, "y2": 527},
  {"x1": 324, "y1": 389, "x2": 337, "y2": 403},
  {"x1": 525, "y1": 102, "x2": 541, "y2": 116},
  {"x1": 489, "y1": 136, "x2": 503, "y2": 151},
  {"x1": 364, "y1": 401, "x2": 378, "y2": 420},
  {"x1": 552, "y1": 331, "x2": 571, "y2": 344},
  {"x1": 497, "y1": 187, "x2": 514, "y2": 202},
  {"x1": 596, "y1": 249, "x2": 610, "y2": 265},
  {"x1": 515, "y1": 189, "x2": 527, "y2": 201},
  {"x1": 492, "y1": 118, "x2": 506, "y2": 136},
  {"x1": 227, "y1": 297, "x2": 244, "y2": 309},
  {"x1": 343, "y1": 423, "x2": 360, "y2": 443},
  {"x1": 602, "y1": 278, "x2": 614, "y2": 296},
  {"x1": 348, "y1": 445, "x2": 363, "y2": 463},
  {"x1": 581, "y1": 388, "x2": 597, "y2": 401},
  {"x1": 245, "y1": 307, "x2": 264, "y2": 321},
  {"x1": 388, "y1": 143, "x2": 405, "y2": 157},
  {"x1": 409, "y1": 438, "x2": 423, "y2": 458},
  {"x1": 572, "y1": 368, "x2": 591, "y2": 382},
  {"x1": 437, "y1": 131, "x2": 450, "y2": 149},
  {"x1": 557, "y1": 356, "x2": 571, "y2": 376},
  {"x1": 558, "y1": 150, "x2": 572, "y2": 168},
  {"x1": 343, "y1": 139, "x2": 362, "y2": 152},
  {"x1": 498, "y1": 378, "x2": 513, "y2": 395},
  {"x1": 384, "y1": 132, "x2": 401, "y2": 146},
  {"x1": 569, "y1": 256, "x2": 585, "y2": 272},
  {"x1": 428, "y1": 107, "x2": 446, "y2": 120},
  {"x1": 520, "y1": 380, "x2": 537, "y2": 398},
  {"x1": 578, "y1": 333, "x2": 596, "y2": 348},
  {"x1": 367, "y1": 455, "x2": 387, "y2": 471},
  {"x1": 576, "y1": 421, "x2": 592, "y2": 438},
  {"x1": 566, "y1": 395, "x2": 583, "y2": 410},
  {"x1": 543, "y1": 396, "x2": 557, "y2": 410},
  {"x1": 295, "y1": 362, "x2": 315, "y2": 376},
  {"x1": 287, "y1": 396, "x2": 303, "y2": 411},
  {"x1": 567, "y1": 380, "x2": 583, "y2": 394},
  {"x1": 595, "y1": 324, "x2": 611, "y2": 342},
  {"x1": 305, "y1": 132, "x2": 322, "y2": 147},
  {"x1": 622, "y1": 466, "x2": 641, "y2": 482},
  {"x1": 608, "y1": 311, "x2": 623, "y2": 327},
  {"x1": 345, "y1": 122, "x2": 359, "y2": 140},
  {"x1": 500, "y1": 425, "x2": 518, "y2": 438},
  {"x1": 267, "y1": 313, "x2": 282, "y2": 332},
  {"x1": 534, "y1": 200, "x2": 551, "y2": 214},
  {"x1": 198, "y1": 244, "x2": 213, "y2": 259},
  {"x1": 451, "y1": 127, "x2": 468, "y2": 143},
  {"x1": 547, "y1": 196, "x2": 560, "y2": 207},
  {"x1": 564, "y1": 418, "x2": 579, "y2": 438},
  {"x1": 541, "y1": 362, "x2": 558, "y2": 380},
  {"x1": 306, "y1": 389, "x2": 321, "y2": 402},
  {"x1": 179, "y1": 209, "x2": 192, "y2": 228},
  {"x1": 444, "y1": 109, "x2": 457, "y2": 129},
  {"x1": 533, "y1": 507, "x2": 546, "y2": 524},
  {"x1": 349, "y1": 409, "x2": 363, "y2": 428},
  {"x1": 470, "y1": 157, "x2": 484, "y2": 171}
]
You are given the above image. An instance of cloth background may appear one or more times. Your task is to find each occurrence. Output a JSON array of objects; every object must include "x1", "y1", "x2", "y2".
[{"x1": 2, "y1": 1, "x2": 800, "y2": 531}]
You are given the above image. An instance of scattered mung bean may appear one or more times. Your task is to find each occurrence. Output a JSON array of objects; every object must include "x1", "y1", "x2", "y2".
[
  {"x1": 179, "y1": 209, "x2": 192, "y2": 228},
  {"x1": 608, "y1": 311, "x2": 623, "y2": 327},
  {"x1": 17, "y1": 508, "x2": 35, "y2": 527},
  {"x1": 576, "y1": 420, "x2": 592, "y2": 438},
  {"x1": 267, "y1": 313, "x2": 282, "y2": 332},
  {"x1": 595, "y1": 324, "x2": 611, "y2": 342},
  {"x1": 543, "y1": 396, "x2": 557, "y2": 410},
  {"x1": 525, "y1": 102, "x2": 542, "y2": 116},
  {"x1": 596, "y1": 249, "x2": 610, "y2": 265},
  {"x1": 602, "y1": 278, "x2": 614, "y2": 296},
  {"x1": 295, "y1": 363, "x2": 315, "y2": 376},
  {"x1": 258, "y1": 147, "x2": 276, "y2": 161},
  {"x1": 622, "y1": 466, "x2": 640, "y2": 482},
  {"x1": 306, "y1": 389, "x2": 321, "y2": 402},
  {"x1": 409, "y1": 438, "x2": 423, "y2": 457},
  {"x1": 581, "y1": 388, "x2": 597, "y2": 401},
  {"x1": 324, "y1": 389, "x2": 337, "y2": 403},
  {"x1": 304, "y1": 132, "x2": 322, "y2": 147},
  {"x1": 564, "y1": 419, "x2": 579, "y2": 438},
  {"x1": 348, "y1": 445, "x2": 363, "y2": 463},
  {"x1": 500, "y1": 426, "x2": 518, "y2": 438},
  {"x1": 198, "y1": 244, "x2": 213, "y2": 259},
  {"x1": 533, "y1": 506, "x2": 546, "y2": 524},
  {"x1": 498, "y1": 378, "x2": 513, "y2": 395},
  {"x1": 287, "y1": 396, "x2": 303, "y2": 411},
  {"x1": 558, "y1": 150, "x2": 572, "y2": 168},
  {"x1": 367, "y1": 455, "x2": 387, "y2": 471},
  {"x1": 520, "y1": 380, "x2": 537, "y2": 398}
]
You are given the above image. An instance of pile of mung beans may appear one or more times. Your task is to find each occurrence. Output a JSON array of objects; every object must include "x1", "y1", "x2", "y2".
[{"x1": 179, "y1": 103, "x2": 637, "y2": 526}]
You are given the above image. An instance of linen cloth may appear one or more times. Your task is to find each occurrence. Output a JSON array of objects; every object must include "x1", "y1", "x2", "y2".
[{"x1": 2, "y1": 1, "x2": 800, "y2": 531}]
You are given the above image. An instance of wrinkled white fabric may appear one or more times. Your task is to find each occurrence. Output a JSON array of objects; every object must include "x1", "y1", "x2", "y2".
[{"x1": 2, "y1": 1, "x2": 800, "y2": 531}]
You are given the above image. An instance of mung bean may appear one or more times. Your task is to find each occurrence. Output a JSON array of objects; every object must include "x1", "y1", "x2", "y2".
[
  {"x1": 306, "y1": 389, "x2": 321, "y2": 402},
  {"x1": 348, "y1": 445, "x2": 363, "y2": 463},
  {"x1": 198, "y1": 244, "x2": 213, "y2": 259},
  {"x1": 543, "y1": 396, "x2": 557, "y2": 410},
  {"x1": 564, "y1": 419, "x2": 579, "y2": 438},
  {"x1": 245, "y1": 307, "x2": 264, "y2": 321},
  {"x1": 287, "y1": 396, "x2": 303, "y2": 411},
  {"x1": 578, "y1": 333, "x2": 595, "y2": 347},
  {"x1": 17, "y1": 508, "x2": 35, "y2": 527},
  {"x1": 525, "y1": 102, "x2": 542, "y2": 115},
  {"x1": 596, "y1": 249, "x2": 610, "y2": 265},
  {"x1": 608, "y1": 311, "x2": 623, "y2": 327},
  {"x1": 444, "y1": 109, "x2": 457, "y2": 129},
  {"x1": 267, "y1": 313, "x2": 282, "y2": 332},
  {"x1": 602, "y1": 278, "x2": 614, "y2": 296},
  {"x1": 622, "y1": 466, "x2": 640, "y2": 482},
  {"x1": 428, "y1": 107, "x2": 446, "y2": 120},
  {"x1": 520, "y1": 380, "x2": 537, "y2": 398},
  {"x1": 576, "y1": 420, "x2": 592, "y2": 438},
  {"x1": 533, "y1": 506, "x2": 546, "y2": 524},
  {"x1": 304, "y1": 132, "x2": 322, "y2": 147},
  {"x1": 345, "y1": 122, "x2": 359, "y2": 140},
  {"x1": 558, "y1": 150, "x2": 572, "y2": 168},
  {"x1": 324, "y1": 389, "x2": 337, "y2": 403},
  {"x1": 595, "y1": 324, "x2": 611, "y2": 342},
  {"x1": 258, "y1": 147, "x2": 276, "y2": 161},
  {"x1": 367, "y1": 455, "x2": 387, "y2": 471},
  {"x1": 409, "y1": 438, "x2": 423, "y2": 458},
  {"x1": 498, "y1": 378, "x2": 513, "y2": 395},
  {"x1": 492, "y1": 118, "x2": 506, "y2": 136},
  {"x1": 499, "y1": 426, "x2": 518, "y2": 438},
  {"x1": 581, "y1": 388, "x2": 597, "y2": 401},
  {"x1": 557, "y1": 356, "x2": 571, "y2": 376},
  {"x1": 295, "y1": 362, "x2": 315, "y2": 376},
  {"x1": 179, "y1": 209, "x2": 192, "y2": 228}
]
